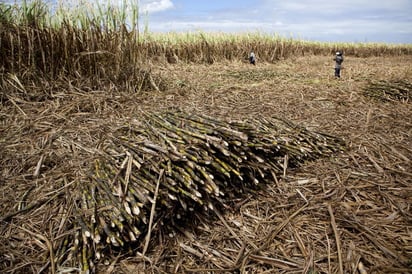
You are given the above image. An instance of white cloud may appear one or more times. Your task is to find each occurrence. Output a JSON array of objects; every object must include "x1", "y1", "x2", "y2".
[
  {"x1": 268, "y1": 0, "x2": 411, "y2": 12},
  {"x1": 88, "y1": 0, "x2": 174, "y2": 14},
  {"x1": 140, "y1": 0, "x2": 173, "y2": 13},
  {"x1": 90, "y1": 0, "x2": 174, "y2": 13},
  {"x1": 254, "y1": 0, "x2": 412, "y2": 42},
  {"x1": 17, "y1": 0, "x2": 175, "y2": 14},
  {"x1": 148, "y1": 19, "x2": 284, "y2": 34}
]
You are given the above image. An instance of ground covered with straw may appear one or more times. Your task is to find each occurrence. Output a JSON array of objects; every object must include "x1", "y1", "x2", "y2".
[{"x1": 1, "y1": 55, "x2": 411, "y2": 273}]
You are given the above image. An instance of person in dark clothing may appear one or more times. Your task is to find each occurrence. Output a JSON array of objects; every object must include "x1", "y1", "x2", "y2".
[
  {"x1": 249, "y1": 51, "x2": 256, "y2": 65},
  {"x1": 333, "y1": 51, "x2": 344, "y2": 78}
]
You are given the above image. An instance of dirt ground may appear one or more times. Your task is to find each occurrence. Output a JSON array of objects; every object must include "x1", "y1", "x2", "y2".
[{"x1": 1, "y1": 55, "x2": 411, "y2": 273}]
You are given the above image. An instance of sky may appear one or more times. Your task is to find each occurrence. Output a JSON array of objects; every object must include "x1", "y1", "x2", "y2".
[{"x1": 3, "y1": 0, "x2": 412, "y2": 43}]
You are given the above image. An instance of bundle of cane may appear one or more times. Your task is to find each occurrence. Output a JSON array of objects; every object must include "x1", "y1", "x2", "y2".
[
  {"x1": 59, "y1": 111, "x2": 345, "y2": 272},
  {"x1": 363, "y1": 79, "x2": 411, "y2": 102}
]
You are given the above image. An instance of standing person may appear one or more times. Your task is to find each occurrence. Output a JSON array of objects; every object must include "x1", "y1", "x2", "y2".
[
  {"x1": 249, "y1": 51, "x2": 256, "y2": 65},
  {"x1": 333, "y1": 51, "x2": 344, "y2": 78}
]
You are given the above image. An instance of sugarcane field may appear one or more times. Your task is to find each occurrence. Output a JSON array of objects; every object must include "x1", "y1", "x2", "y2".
[{"x1": 1, "y1": 2, "x2": 412, "y2": 274}]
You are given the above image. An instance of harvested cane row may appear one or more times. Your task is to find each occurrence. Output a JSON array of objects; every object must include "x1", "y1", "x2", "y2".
[
  {"x1": 61, "y1": 111, "x2": 345, "y2": 272},
  {"x1": 363, "y1": 79, "x2": 411, "y2": 102}
]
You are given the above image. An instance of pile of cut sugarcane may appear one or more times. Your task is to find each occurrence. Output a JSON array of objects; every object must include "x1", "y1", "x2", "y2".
[
  {"x1": 363, "y1": 79, "x2": 411, "y2": 102},
  {"x1": 60, "y1": 111, "x2": 345, "y2": 271}
]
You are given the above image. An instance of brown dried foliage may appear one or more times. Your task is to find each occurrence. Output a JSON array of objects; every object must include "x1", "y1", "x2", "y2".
[{"x1": 0, "y1": 24, "x2": 411, "y2": 274}]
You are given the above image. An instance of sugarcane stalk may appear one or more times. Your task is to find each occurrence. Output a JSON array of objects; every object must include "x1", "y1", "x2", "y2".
[
  {"x1": 152, "y1": 113, "x2": 224, "y2": 146},
  {"x1": 163, "y1": 177, "x2": 202, "y2": 205},
  {"x1": 194, "y1": 164, "x2": 220, "y2": 196},
  {"x1": 99, "y1": 217, "x2": 124, "y2": 247},
  {"x1": 209, "y1": 159, "x2": 231, "y2": 179},
  {"x1": 214, "y1": 156, "x2": 242, "y2": 179},
  {"x1": 67, "y1": 110, "x2": 346, "y2": 269},
  {"x1": 180, "y1": 160, "x2": 204, "y2": 185},
  {"x1": 81, "y1": 233, "x2": 91, "y2": 272},
  {"x1": 125, "y1": 192, "x2": 143, "y2": 216},
  {"x1": 93, "y1": 177, "x2": 134, "y2": 226},
  {"x1": 55, "y1": 235, "x2": 70, "y2": 263}
]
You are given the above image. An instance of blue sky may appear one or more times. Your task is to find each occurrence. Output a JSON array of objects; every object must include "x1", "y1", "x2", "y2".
[
  {"x1": 3, "y1": 0, "x2": 412, "y2": 43},
  {"x1": 143, "y1": 0, "x2": 412, "y2": 43}
]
